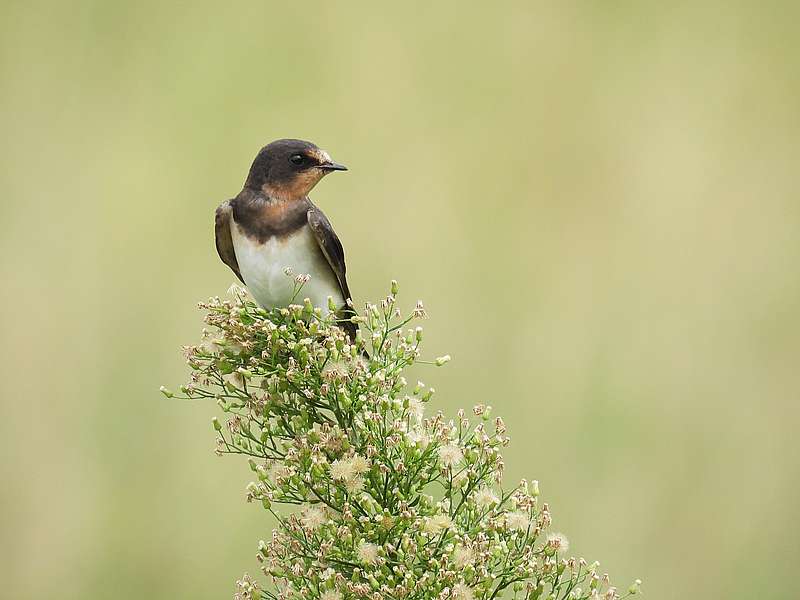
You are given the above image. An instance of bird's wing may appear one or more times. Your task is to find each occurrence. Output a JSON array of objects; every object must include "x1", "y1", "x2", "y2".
[
  {"x1": 306, "y1": 205, "x2": 357, "y2": 340},
  {"x1": 215, "y1": 200, "x2": 244, "y2": 284}
]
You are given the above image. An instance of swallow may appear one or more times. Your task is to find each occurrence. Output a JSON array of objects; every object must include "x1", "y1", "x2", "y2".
[{"x1": 215, "y1": 139, "x2": 357, "y2": 339}]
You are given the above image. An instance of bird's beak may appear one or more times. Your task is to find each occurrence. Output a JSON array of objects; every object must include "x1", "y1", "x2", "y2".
[{"x1": 318, "y1": 161, "x2": 348, "y2": 172}]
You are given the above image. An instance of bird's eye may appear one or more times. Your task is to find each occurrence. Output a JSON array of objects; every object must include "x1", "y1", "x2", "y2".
[{"x1": 289, "y1": 154, "x2": 305, "y2": 165}]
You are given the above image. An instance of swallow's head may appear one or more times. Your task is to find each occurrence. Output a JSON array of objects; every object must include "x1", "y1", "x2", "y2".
[{"x1": 245, "y1": 138, "x2": 347, "y2": 200}]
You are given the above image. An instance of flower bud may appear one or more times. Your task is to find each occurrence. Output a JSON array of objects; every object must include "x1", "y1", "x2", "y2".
[
  {"x1": 391, "y1": 280, "x2": 399, "y2": 295},
  {"x1": 435, "y1": 355, "x2": 451, "y2": 366},
  {"x1": 212, "y1": 417, "x2": 222, "y2": 432},
  {"x1": 628, "y1": 580, "x2": 642, "y2": 595},
  {"x1": 159, "y1": 386, "x2": 174, "y2": 398}
]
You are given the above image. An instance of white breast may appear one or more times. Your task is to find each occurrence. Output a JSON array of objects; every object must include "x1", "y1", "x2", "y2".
[{"x1": 230, "y1": 222, "x2": 345, "y2": 313}]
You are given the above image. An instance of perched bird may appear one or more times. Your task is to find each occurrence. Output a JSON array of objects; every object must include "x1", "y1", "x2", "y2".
[{"x1": 215, "y1": 139, "x2": 357, "y2": 339}]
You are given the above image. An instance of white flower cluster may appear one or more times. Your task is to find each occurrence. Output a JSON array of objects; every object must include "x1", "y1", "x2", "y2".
[{"x1": 169, "y1": 281, "x2": 640, "y2": 600}]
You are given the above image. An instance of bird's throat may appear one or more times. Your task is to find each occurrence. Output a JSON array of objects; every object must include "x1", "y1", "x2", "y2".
[{"x1": 261, "y1": 170, "x2": 325, "y2": 202}]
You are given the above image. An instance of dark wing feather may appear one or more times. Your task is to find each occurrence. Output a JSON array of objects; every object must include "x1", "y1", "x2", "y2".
[
  {"x1": 215, "y1": 201, "x2": 244, "y2": 284},
  {"x1": 306, "y1": 205, "x2": 358, "y2": 340}
]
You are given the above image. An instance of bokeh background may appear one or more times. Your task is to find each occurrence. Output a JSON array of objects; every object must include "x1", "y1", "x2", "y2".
[{"x1": 2, "y1": 2, "x2": 799, "y2": 599}]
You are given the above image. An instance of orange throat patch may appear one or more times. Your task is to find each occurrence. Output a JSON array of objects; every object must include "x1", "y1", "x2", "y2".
[{"x1": 262, "y1": 169, "x2": 326, "y2": 202}]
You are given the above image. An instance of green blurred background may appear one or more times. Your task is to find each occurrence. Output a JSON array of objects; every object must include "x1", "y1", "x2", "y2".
[{"x1": 2, "y1": 2, "x2": 799, "y2": 598}]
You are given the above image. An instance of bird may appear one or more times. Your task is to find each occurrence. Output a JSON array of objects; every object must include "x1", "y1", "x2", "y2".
[{"x1": 214, "y1": 139, "x2": 357, "y2": 340}]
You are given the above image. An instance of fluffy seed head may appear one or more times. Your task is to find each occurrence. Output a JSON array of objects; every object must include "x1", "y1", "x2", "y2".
[
  {"x1": 438, "y1": 443, "x2": 463, "y2": 467},
  {"x1": 358, "y1": 541, "x2": 380, "y2": 565},
  {"x1": 547, "y1": 532, "x2": 570, "y2": 553}
]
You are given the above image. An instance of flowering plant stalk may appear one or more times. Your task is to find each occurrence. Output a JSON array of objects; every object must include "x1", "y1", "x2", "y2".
[{"x1": 164, "y1": 279, "x2": 641, "y2": 600}]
